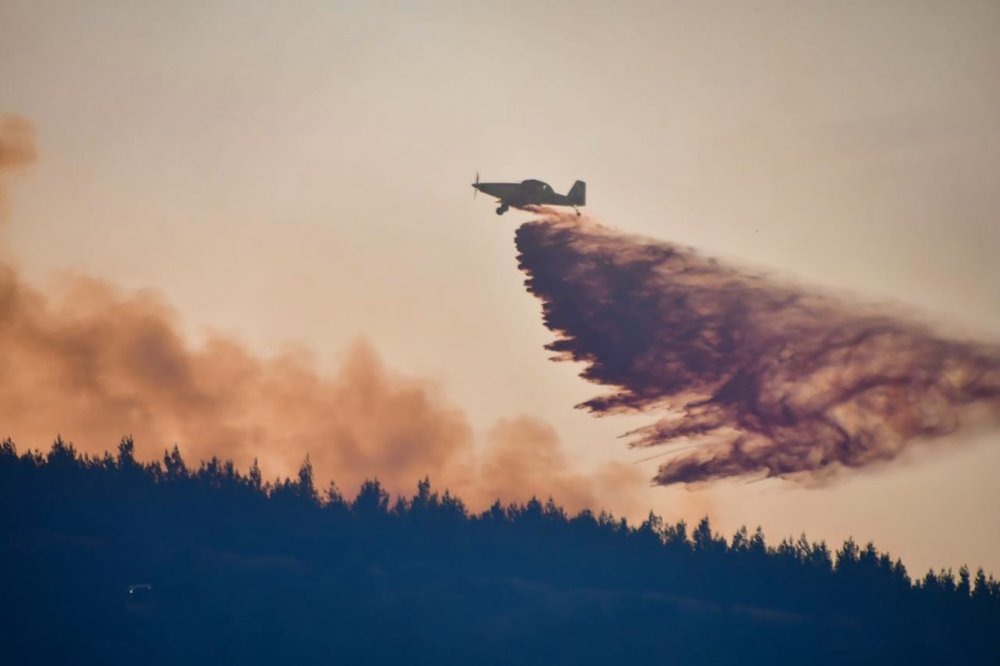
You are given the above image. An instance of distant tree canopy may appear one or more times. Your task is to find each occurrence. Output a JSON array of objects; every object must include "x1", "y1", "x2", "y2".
[{"x1": 1, "y1": 436, "x2": 998, "y2": 665}]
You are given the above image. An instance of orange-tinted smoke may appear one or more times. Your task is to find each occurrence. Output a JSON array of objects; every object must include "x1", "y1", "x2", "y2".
[
  {"x1": 0, "y1": 264, "x2": 469, "y2": 494},
  {"x1": 480, "y1": 416, "x2": 645, "y2": 516},
  {"x1": 516, "y1": 214, "x2": 1000, "y2": 485},
  {"x1": 0, "y1": 266, "x2": 643, "y2": 511},
  {"x1": 0, "y1": 116, "x2": 642, "y2": 514},
  {"x1": 0, "y1": 114, "x2": 37, "y2": 223}
]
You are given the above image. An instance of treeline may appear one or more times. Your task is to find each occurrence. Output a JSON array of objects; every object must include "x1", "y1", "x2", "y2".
[{"x1": 2, "y1": 436, "x2": 998, "y2": 665}]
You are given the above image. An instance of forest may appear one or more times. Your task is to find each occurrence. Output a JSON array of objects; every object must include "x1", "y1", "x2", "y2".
[{"x1": 2, "y1": 436, "x2": 998, "y2": 665}]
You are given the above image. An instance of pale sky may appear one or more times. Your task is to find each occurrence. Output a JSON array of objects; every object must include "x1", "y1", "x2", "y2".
[{"x1": 2, "y1": 0, "x2": 999, "y2": 576}]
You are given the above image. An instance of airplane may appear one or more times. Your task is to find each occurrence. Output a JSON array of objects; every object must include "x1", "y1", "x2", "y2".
[{"x1": 472, "y1": 174, "x2": 586, "y2": 215}]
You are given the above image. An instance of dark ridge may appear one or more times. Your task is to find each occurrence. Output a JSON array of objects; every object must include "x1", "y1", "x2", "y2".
[{"x1": 2, "y1": 436, "x2": 998, "y2": 665}]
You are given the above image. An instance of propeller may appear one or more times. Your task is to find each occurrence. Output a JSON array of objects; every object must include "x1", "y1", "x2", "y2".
[{"x1": 473, "y1": 171, "x2": 479, "y2": 199}]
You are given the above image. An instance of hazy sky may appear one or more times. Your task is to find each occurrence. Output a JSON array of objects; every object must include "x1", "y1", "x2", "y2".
[{"x1": 1, "y1": 0, "x2": 998, "y2": 576}]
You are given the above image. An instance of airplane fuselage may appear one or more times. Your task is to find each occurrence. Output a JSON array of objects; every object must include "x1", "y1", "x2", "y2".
[{"x1": 473, "y1": 178, "x2": 586, "y2": 215}]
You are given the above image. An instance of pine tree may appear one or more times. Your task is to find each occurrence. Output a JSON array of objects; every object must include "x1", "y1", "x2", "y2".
[
  {"x1": 163, "y1": 445, "x2": 187, "y2": 481},
  {"x1": 296, "y1": 456, "x2": 318, "y2": 505},
  {"x1": 248, "y1": 458, "x2": 262, "y2": 492}
]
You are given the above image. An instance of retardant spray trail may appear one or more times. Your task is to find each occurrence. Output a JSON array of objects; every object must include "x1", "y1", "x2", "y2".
[{"x1": 515, "y1": 213, "x2": 1000, "y2": 485}]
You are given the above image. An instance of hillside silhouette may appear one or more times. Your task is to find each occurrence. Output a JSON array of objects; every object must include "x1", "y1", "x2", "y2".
[{"x1": 2, "y1": 436, "x2": 998, "y2": 665}]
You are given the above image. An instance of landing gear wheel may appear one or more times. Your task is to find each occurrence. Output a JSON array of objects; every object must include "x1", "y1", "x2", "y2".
[{"x1": 496, "y1": 204, "x2": 509, "y2": 215}]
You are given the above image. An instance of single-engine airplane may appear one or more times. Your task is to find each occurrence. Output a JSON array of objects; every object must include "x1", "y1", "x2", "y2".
[{"x1": 472, "y1": 174, "x2": 586, "y2": 215}]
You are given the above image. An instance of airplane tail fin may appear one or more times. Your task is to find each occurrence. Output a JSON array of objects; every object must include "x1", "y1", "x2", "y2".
[{"x1": 568, "y1": 180, "x2": 586, "y2": 206}]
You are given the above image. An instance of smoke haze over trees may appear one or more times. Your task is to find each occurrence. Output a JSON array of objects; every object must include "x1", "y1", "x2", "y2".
[
  {"x1": 516, "y1": 214, "x2": 1000, "y2": 485},
  {"x1": 1, "y1": 439, "x2": 998, "y2": 664},
  {"x1": 0, "y1": 114, "x2": 642, "y2": 514}
]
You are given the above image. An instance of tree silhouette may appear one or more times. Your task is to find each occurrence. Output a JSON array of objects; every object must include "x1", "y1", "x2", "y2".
[{"x1": 0, "y1": 436, "x2": 997, "y2": 665}]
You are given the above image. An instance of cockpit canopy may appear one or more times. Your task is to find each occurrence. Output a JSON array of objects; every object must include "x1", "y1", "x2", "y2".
[{"x1": 520, "y1": 179, "x2": 552, "y2": 193}]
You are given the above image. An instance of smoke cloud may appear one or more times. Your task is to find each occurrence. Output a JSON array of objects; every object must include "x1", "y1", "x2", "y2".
[
  {"x1": 481, "y1": 416, "x2": 644, "y2": 517},
  {"x1": 516, "y1": 213, "x2": 1000, "y2": 485},
  {"x1": 0, "y1": 265, "x2": 642, "y2": 510},
  {"x1": 0, "y1": 261, "x2": 466, "y2": 492},
  {"x1": 0, "y1": 115, "x2": 37, "y2": 222},
  {"x1": 0, "y1": 115, "x2": 641, "y2": 513}
]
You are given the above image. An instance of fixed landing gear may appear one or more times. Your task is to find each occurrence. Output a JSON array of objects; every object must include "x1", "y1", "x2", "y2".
[
  {"x1": 573, "y1": 207, "x2": 581, "y2": 217},
  {"x1": 495, "y1": 204, "x2": 509, "y2": 215}
]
